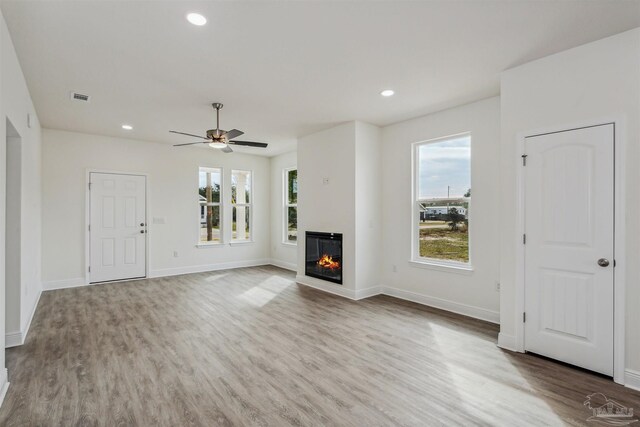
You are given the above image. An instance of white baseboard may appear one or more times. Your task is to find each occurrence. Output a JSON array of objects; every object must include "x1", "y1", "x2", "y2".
[
  {"x1": 0, "y1": 368, "x2": 8, "y2": 408},
  {"x1": 295, "y1": 275, "x2": 357, "y2": 299},
  {"x1": 382, "y1": 286, "x2": 500, "y2": 324},
  {"x1": 20, "y1": 288, "x2": 42, "y2": 343},
  {"x1": 5, "y1": 332, "x2": 22, "y2": 348},
  {"x1": 295, "y1": 279, "x2": 498, "y2": 323},
  {"x1": 269, "y1": 259, "x2": 297, "y2": 272},
  {"x1": 5, "y1": 288, "x2": 43, "y2": 348},
  {"x1": 43, "y1": 277, "x2": 86, "y2": 291},
  {"x1": 150, "y1": 259, "x2": 271, "y2": 278},
  {"x1": 497, "y1": 332, "x2": 519, "y2": 352},
  {"x1": 43, "y1": 260, "x2": 274, "y2": 292},
  {"x1": 625, "y1": 369, "x2": 640, "y2": 391},
  {"x1": 295, "y1": 276, "x2": 382, "y2": 301},
  {"x1": 44, "y1": 265, "x2": 499, "y2": 327},
  {"x1": 355, "y1": 286, "x2": 383, "y2": 300}
]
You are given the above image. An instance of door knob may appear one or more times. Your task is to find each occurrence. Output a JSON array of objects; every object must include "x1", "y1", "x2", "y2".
[
  {"x1": 140, "y1": 222, "x2": 145, "y2": 227},
  {"x1": 598, "y1": 258, "x2": 610, "y2": 267},
  {"x1": 140, "y1": 230, "x2": 145, "y2": 234}
]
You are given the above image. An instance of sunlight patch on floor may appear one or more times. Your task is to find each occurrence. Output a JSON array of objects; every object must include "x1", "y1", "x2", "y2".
[
  {"x1": 204, "y1": 273, "x2": 230, "y2": 282},
  {"x1": 443, "y1": 359, "x2": 565, "y2": 426},
  {"x1": 237, "y1": 275, "x2": 292, "y2": 307},
  {"x1": 428, "y1": 324, "x2": 564, "y2": 425}
]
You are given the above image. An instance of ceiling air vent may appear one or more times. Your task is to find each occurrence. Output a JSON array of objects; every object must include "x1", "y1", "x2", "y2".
[{"x1": 70, "y1": 92, "x2": 90, "y2": 102}]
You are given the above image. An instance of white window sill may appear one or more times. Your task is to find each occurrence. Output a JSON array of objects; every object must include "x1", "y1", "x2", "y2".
[
  {"x1": 409, "y1": 259, "x2": 474, "y2": 275},
  {"x1": 229, "y1": 240, "x2": 254, "y2": 246},
  {"x1": 196, "y1": 242, "x2": 224, "y2": 248},
  {"x1": 281, "y1": 241, "x2": 297, "y2": 247}
]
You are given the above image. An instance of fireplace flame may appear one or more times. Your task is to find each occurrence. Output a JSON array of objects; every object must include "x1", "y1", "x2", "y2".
[{"x1": 317, "y1": 254, "x2": 340, "y2": 270}]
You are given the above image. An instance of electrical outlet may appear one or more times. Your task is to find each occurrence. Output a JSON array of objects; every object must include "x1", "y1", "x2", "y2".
[
  {"x1": 495, "y1": 282, "x2": 501, "y2": 292},
  {"x1": 392, "y1": 264, "x2": 397, "y2": 273},
  {"x1": 322, "y1": 177, "x2": 330, "y2": 185},
  {"x1": 173, "y1": 251, "x2": 179, "y2": 258}
]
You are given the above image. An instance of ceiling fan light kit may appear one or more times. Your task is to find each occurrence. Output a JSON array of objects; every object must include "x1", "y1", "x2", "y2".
[{"x1": 170, "y1": 103, "x2": 268, "y2": 153}]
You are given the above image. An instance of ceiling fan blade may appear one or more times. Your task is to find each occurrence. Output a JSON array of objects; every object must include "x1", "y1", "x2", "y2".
[
  {"x1": 170, "y1": 130, "x2": 209, "y2": 139},
  {"x1": 173, "y1": 141, "x2": 208, "y2": 147},
  {"x1": 228, "y1": 140, "x2": 268, "y2": 148},
  {"x1": 223, "y1": 129, "x2": 244, "y2": 140},
  {"x1": 221, "y1": 145, "x2": 234, "y2": 153}
]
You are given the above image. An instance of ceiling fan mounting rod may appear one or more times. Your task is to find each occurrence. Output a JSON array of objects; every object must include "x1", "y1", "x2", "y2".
[{"x1": 212, "y1": 103, "x2": 223, "y2": 136}]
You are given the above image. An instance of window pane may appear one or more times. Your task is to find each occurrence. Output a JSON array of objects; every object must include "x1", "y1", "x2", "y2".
[
  {"x1": 287, "y1": 169, "x2": 297, "y2": 204},
  {"x1": 199, "y1": 204, "x2": 221, "y2": 243},
  {"x1": 417, "y1": 135, "x2": 470, "y2": 263},
  {"x1": 287, "y1": 206, "x2": 297, "y2": 242},
  {"x1": 199, "y1": 169, "x2": 221, "y2": 203},
  {"x1": 198, "y1": 167, "x2": 222, "y2": 244},
  {"x1": 232, "y1": 206, "x2": 250, "y2": 240},
  {"x1": 231, "y1": 170, "x2": 251, "y2": 204}
]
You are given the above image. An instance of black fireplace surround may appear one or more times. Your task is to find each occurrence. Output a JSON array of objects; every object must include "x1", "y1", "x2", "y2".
[{"x1": 305, "y1": 231, "x2": 343, "y2": 285}]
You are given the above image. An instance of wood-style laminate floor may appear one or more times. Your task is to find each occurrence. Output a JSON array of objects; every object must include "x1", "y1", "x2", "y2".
[{"x1": 0, "y1": 266, "x2": 638, "y2": 426}]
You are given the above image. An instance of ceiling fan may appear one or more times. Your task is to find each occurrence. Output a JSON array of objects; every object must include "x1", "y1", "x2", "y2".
[{"x1": 170, "y1": 103, "x2": 268, "y2": 153}]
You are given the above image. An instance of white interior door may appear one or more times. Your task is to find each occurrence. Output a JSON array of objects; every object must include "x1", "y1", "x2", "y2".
[
  {"x1": 524, "y1": 124, "x2": 614, "y2": 376},
  {"x1": 89, "y1": 173, "x2": 146, "y2": 283}
]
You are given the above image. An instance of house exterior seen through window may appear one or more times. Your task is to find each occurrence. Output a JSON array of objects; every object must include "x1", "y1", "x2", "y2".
[
  {"x1": 231, "y1": 170, "x2": 252, "y2": 241},
  {"x1": 413, "y1": 133, "x2": 471, "y2": 265},
  {"x1": 199, "y1": 167, "x2": 222, "y2": 244},
  {"x1": 285, "y1": 168, "x2": 297, "y2": 243}
]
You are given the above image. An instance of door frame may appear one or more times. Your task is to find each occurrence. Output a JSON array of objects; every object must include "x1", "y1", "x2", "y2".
[
  {"x1": 85, "y1": 169, "x2": 149, "y2": 285},
  {"x1": 514, "y1": 117, "x2": 626, "y2": 384}
]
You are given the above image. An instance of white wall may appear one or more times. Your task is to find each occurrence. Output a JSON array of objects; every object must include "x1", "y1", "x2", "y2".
[
  {"x1": 269, "y1": 150, "x2": 297, "y2": 270},
  {"x1": 0, "y1": 20, "x2": 6, "y2": 396},
  {"x1": 380, "y1": 97, "x2": 501, "y2": 323},
  {"x1": 0, "y1": 7, "x2": 43, "y2": 396},
  {"x1": 499, "y1": 29, "x2": 640, "y2": 379},
  {"x1": 1, "y1": 20, "x2": 42, "y2": 346},
  {"x1": 297, "y1": 122, "x2": 357, "y2": 294},
  {"x1": 5, "y1": 132, "x2": 20, "y2": 336},
  {"x1": 296, "y1": 120, "x2": 383, "y2": 298},
  {"x1": 41, "y1": 129, "x2": 270, "y2": 286},
  {"x1": 354, "y1": 122, "x2": 382, "y2": 296}
]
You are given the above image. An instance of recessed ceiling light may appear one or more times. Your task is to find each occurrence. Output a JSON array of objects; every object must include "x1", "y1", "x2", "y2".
[
  {"x1": 187, "y1": 13, "x2": 207, "y2": 26},
  {"x1": 122, "y1": 124, "x2": 133, "y2": 130},
  {"x1": 380, "y1": 89, "x2": 395, "y2": 97}
]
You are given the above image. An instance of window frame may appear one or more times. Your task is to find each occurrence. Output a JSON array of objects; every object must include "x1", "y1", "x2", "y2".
[
  {"x1": 411, "y1": 132, "x2": 473, "y2": 272},
  {"x1": 283, "y1": 167, "x2": 298, "y2": 245},
  {"x1": 197, "y1": 166, "x2": 224, "y2": 247},
  {"x1": 230, "y1": 169, "x2": 253, "y2": 243}
]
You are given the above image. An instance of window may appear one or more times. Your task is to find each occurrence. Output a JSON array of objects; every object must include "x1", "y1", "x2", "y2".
[
  {"x1": 284, "y1": 168, "x2": 298, "y2": 243},
  {"x1": 231, "y1": 170, "x2": 252, "y2": 241},
  {"x1": 413, "y1": 133, "x2": 471, "y2": 266},
  {"x1": 199, "y1": 167, "x2": 222, "y2": 244}
]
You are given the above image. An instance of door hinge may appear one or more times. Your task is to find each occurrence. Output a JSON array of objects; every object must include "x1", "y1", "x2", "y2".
[
  {"x1": 523, "y1": 234, "x2": 526, "y2": 244},
  {"x1": 523, "y1": 312, "x2": 526, "y2": 323},
  {"x1": 88, "y1": 266, "x2": 91, "y2": 273},
  {"x1": 88, "y1": 224, "x2": 91, "y2": 232},
  {"x1": 88, "y1": 182, "x2": 92, "y2": 190},
  {"x1": 522, "y1": 154, "x2": 528, "y2": 166}
]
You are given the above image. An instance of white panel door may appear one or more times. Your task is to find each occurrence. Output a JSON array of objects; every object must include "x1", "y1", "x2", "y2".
[
  {"x1": 90, "y1": 173, "x2": 146, "y2": 283},
  {"x1": 524, "y1": 124, "x2": 614, "y2": 376}
]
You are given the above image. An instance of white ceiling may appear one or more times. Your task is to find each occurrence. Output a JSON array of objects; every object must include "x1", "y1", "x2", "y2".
[{"x1": 2, "y1": 1, "x2": 639, "y2": 156}]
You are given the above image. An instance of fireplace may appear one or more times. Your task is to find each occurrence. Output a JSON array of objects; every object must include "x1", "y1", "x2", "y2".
[{"x1": 305, "y1": 232, "x2": 343, "y2": 284}]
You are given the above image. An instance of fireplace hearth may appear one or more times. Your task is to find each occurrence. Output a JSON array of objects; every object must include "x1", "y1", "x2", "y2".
[{"x1": 305, "y1": 232, "x2": 343, "y2": 284}]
